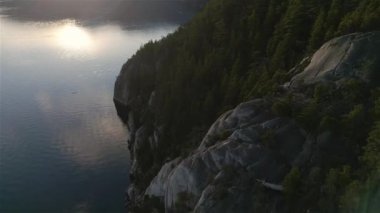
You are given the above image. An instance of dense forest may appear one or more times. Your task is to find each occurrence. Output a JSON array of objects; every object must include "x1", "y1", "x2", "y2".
[{"x1": 115, "y1": 0, "x2": 380, "y2": 212}]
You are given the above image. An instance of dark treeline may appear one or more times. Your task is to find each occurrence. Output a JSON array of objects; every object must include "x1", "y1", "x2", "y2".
[{"x1": 125, "y1": 0, "x2": 379, "y2": 153}]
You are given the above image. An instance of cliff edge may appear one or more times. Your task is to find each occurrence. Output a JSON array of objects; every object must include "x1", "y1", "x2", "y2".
[{"x1": 114, "y1": 31, "x2": 380, "y2": 212}]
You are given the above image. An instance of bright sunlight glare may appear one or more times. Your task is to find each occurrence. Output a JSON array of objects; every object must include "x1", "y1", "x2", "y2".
[{"x1": 55, "y1": 21, "x2": 94, "y2": 51}]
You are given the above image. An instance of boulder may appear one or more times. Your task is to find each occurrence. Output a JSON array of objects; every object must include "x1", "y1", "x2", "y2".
[
  {"x1": 289, "y1": 32, "x2": 380, "y2": 88},
  {"x1": 144, "y1": 99, "x2": 308, "y2": 212}
]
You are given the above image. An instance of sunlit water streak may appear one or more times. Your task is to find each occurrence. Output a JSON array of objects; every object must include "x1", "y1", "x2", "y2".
[{"x1": 0, "y1": 16, "x2": 177, "y2": 212}]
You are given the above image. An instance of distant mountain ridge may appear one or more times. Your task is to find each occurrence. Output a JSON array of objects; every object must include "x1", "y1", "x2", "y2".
[{"x1": 0, "y1": 0, "x2": 207, "y2": 25}]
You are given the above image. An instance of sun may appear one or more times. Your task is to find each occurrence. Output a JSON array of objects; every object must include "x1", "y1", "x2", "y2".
[{"x1": 55, "y1": 21, "x2": 93, "y2": 51}]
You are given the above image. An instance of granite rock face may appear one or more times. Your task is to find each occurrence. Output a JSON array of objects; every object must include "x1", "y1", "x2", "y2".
[
  {"x1": 114, "y1": 32, "x2": 380, "y2": 212},
  {"x1": 289, "y1": 31, "x2": 380, "y2": 88},
  {"x1": 144, "y1": 99, "x2": 309, "y2": 212},
  {"x1": 141, "y1": 96, "x2": 348, "y2": 212}
]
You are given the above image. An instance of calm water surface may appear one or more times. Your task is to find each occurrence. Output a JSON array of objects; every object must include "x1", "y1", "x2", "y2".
[{"x1": 0, "y1": 10, "x2": 177, "y2": 212}]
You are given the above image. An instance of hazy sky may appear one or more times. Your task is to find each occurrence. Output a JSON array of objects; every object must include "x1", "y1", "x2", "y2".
[{"x1": 0, "y1": 0, "x2": 199, "y2": 25}]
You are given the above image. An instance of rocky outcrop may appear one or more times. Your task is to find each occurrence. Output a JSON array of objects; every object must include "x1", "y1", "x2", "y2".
[
  {"x1": 141, "y1": 97, "x2": 348, "y2": 212},
  {"x1": 289, "y1": 31, "x2": 380, "y2": 88},
  {"x1": 144, "y1": 99, "x2": 307, "y2": 212},
  {"x1": 114, "y1": 31, "x2": 380, "y2": 212}
]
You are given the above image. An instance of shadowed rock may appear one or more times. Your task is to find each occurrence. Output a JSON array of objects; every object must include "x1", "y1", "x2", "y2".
[
  {"x1": 144, "y1": 99, "x2": 307, "y2": 212},
  {"x1": 115, "y1": 31, "x2": 380, "y2": 212}
]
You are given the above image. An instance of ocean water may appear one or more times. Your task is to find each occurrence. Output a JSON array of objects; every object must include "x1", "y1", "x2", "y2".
[{"x1": 0, "y1": 1, "x2": 181, "y2": 212}]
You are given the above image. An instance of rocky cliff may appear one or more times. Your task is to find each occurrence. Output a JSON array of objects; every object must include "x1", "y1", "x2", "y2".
[{"x1": 114, "y1": 32, "x2": 380, "y2": 212}]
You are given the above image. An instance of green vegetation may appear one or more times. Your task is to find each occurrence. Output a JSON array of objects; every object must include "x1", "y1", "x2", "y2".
[
  {"x1": 174, "y1": 192, "x2": 194, "y2": 212},
  {"x1": 131, "y1": 196, "x2": 165, "y2": 213},
  {"x1": 283, "y1": 167, "x2": 301, "y2": 203},
  {"x1": 272, "y1": 97, "x2": 293, "y2": 117},
  {"x1": 125, "y1": 0, "x2": 379, "y2": 160},
  {"x1": 121, "y1": 0, "x2": 380, "y2": 211},
  {"x1": 276, "y1": 88, "x2": 380, "y2": 212}
]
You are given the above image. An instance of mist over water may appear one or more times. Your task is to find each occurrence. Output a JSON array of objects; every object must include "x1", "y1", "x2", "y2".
[{"x1": 0, "y1": 1, "x2": 186, "y2": 212}]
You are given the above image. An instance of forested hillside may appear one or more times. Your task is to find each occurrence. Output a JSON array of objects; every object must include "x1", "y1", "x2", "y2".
[
  {"x1": 122, "y1": 0, "x2": 379, "y2": 148},
  {"x1": 114, "y1": 0, "x2": 380, "y2": 212}
]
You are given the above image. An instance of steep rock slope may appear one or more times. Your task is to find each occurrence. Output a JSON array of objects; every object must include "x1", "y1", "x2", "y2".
[
  {"x1": 114, "y1": 0, "x2": 380, "y2": 212},
  {"x1": 115, "y1": 32, "x2": 380, "y2": 212},
  {"x1": 139, "y1": 32, "x2": 380, "y2": 212},
  {"x1": 289, "y1": 32, "x2": 380, "y2": 87}
]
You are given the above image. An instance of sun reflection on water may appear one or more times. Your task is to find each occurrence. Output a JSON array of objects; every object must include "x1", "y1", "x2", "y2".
[{"x1": 54, "y1": 21, "x2": 94, "y2": 52}]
